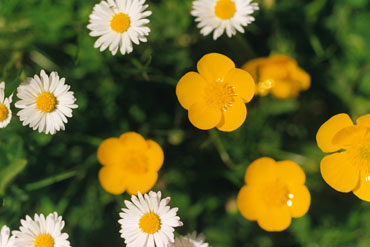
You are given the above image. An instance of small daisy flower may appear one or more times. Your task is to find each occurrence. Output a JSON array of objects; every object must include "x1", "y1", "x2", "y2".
[
  {"x1": 171, "y1": 232, "x2": 209, "y2": 247},
  {"x1": 0, "y1": 225, "x2": 15, "y2": 247},
  {"x1": 87, "y1": 0, "x2": 152, "y2": 55},
  {"x1": 12, "y1": 212, "x2": 71, "y2": 247},
  {"x1": 0, "y1": 82, "x2": 13, "y2": 128},
  {"x1": 237, "y1": 157, "x2": 311, "y2": 232},
  {"x1": 191, "y1": 0, "x2": 259, "y2": 40},
  {"x1": 119, "y1": 191, "x2": 183, "y2": 247},
  {"x1": 15, "y1": 70, "x2": 78, "y2": 135}
]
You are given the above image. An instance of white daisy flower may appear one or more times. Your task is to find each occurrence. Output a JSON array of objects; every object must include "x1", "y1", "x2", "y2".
[
  {"x1": 191, "y1": 0, "x2": 259, "y2": 40},
  {"x1": 12, "y1": 212, "x2": 70, "y2": 247},
  {"x1": 172, "y1": 232, "x2": 209, "y2": 247},
  {"x1": 87, "y1": 0, "x2": 152, "y2": 55},
  {"x1": 119, "y1": 191, "x2": 183, "y2": 247},
  {"x1": 0, "y1": 82, "x2": 13, "y2": 128},
  {"x1": 15, "y1": 70, "x2": 78, "y2": 135},
  {"x1": 0, "y1": 225, "x2": 15, "y2": 247}
]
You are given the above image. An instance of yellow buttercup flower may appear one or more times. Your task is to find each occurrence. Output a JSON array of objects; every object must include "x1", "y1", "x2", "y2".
[
  {"x1": 242, "y1": 54, "x2": 310, "y2": 99},
  {"x1": 237, "y1": 157, "x2": 311, "y2": 232},
  {"x1": 176, "y1": 53, "x2": 255, "y2": 132},
  {"x1": 316, "y1": 113, "x2": 370, "y2": 202},
  {"x1": 97, "y1": 132, "x2": 164, "y2": 195}
]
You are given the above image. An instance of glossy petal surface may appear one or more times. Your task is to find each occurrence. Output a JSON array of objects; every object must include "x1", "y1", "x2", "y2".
[
  {"x1": 216, "y1": 97, "x2": 247, "y2": 132},
  {"x1": 316, "y1": 113, "x2": 353, "y2": 153},
  {"x1": 320, "y1": 152, "x2": 359, "y2": 193},
  {"x1": 225, "y1": 68, "x2": 255, "y2": 103},
  {"x1": 188, "y1": 102, "x2": 222, "y2": 130},
  {"x1": 99, "y1": 166, "x2": 126, "y2": 195},
  {"x1": 97, "y1": 138, "x2": 124, "y2": 166},
  {"x1": 176, "y1": 72, "x2": 207, "y2": 109},
  {"x1": 197, "y1": 53, "x2": 235, "y2": 83}
]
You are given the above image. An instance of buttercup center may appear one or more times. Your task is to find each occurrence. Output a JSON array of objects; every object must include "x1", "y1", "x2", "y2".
[
  {"x1": 34, "y1": 234, "x2": 54, "y2": 247},
  {"x1": 139, "y1": 212, "x2": 161, "y2": 234},
  {"x1": 36, "y1": 92, "x2": 56, "y2": 113},
  {"x1": 262, "y1": 180, "x2": 289, "y2": 207},
  {"x1": 0, "y1": 104, "x2": 8, "y2": 121},
  {"x1": 123, "y1": 152, "x2": 149, "y2": 174},
  {"x1": 204, "y1": 79, "x2": 237, "y2": 111},
  {"x1": 214, "y1": 0, "x2": 236, "y2": 20},
  {"x1": 110, "y1": 12, "x2": 130, "y2": 33}
]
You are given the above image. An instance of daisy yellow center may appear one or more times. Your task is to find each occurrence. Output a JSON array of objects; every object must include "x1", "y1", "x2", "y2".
[
  {"x1": 204, "y1": 79, "x2": 237, "y2": 111},
  {"x1": 0, "y1": 104, "x2": 8, "y2": 122},
  {"x1": 110, "y1": 12, "x2": 130, "y2": 33},
  {"x1": 139, "y1": 212, "x2": 161, "y2": 234},
  {"x1": 262, "y1": 180, "x2": 290, "y2": 207},
  {"x1": 34, "y1": 234, "x2": 54, "y2": 247},
  {"x1": 123, "y1": 153, "x2": 149, "y2": 174},
  {"x1": 36, "y1": 92, "x2": 56, "y2": 113},
  {"x1": 214, "y1": 0, "x2": 236, "y2": 20}
]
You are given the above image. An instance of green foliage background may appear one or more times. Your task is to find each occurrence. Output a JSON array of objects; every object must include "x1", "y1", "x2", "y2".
[{"x1": 1, "y1": 0, "x2": 370, "y2": 246}]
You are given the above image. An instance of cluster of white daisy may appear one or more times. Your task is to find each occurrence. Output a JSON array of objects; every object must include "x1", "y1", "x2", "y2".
[
  {"x1": 87, "y1": 0, "x2": 259, "y2": 55},
  {"x1": 1, "y1": 191, "x2": 208, "y2": 247},
  {"x1": 0, "y1": 70, "x2": 77, "y2": 135}
]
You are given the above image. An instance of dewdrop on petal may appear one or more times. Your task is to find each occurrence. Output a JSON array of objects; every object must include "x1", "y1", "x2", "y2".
[
  {"x1": 191, "y1": 0, "x2": 259, "y2": 40},
  {"x1": 15, "y1": 70, "x2": 77, "y2": 135},
  {"x1": 118, "y1": 191, "x2": 183, "y2": 247},
  {"x1": 87, "y1": 0, "x2": 152, "y2": 55}
]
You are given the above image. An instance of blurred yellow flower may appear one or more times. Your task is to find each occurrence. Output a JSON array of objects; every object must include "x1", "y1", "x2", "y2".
[
  {"x1": 237, "y1": 157, "x2": 310, "y2": 232},
  {"x1": 176, "y1": 53, "x2": 255, "y2": 132},
  {"x1": 316, "y1": 113, "x2": 370, "y2": 202},
  {"x1": 242, "y1": 54, "x2": 310, "y2": 99},
  {"x1": 97, "y1": 132, "x2": 164, "y2": 195}
]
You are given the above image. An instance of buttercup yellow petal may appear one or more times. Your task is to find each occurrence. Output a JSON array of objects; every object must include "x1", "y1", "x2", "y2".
[
  {"x1": 197, "y1": 53, "x2": 235, "y2": 83},
  {"x1": 352, "y1": 170, "x2": 370, "y2": 202},
  {"x1": 97, "y1": 138, "x2": 124, "y2": 166},
  {"x1": 188, "y1": 102, "x2": 222, "y2": 130},
  {"x1": 332, "y1": 125, "x2": 367, "y2": 148},
  {"x1": 125, "y1": 172, "x2": 158, "y2": 195},
  {"x1": 292, "y1": 67, "x2": 310, "y2": 90},
  {"x1": 269, "y1": 54, "x2": 297, "y2": 65},
  {"x1": 320, "y1": 152, "x2": 359, "y2": 193},
  {"x1": 287, "y1": 185, "x2": 311, "y2": 218},
  {"x1": 99, "y1": 166, "x2": 126, "y2": 195},
  {"x1": 119, "y1": 132, "x2": 148, "y2": 150},
  {"x1": 225, "y1": 68, "x2": 255, "y2": 103},
  {"x1": 176, "y1": 72, "x2": 207, "y2": 110},
  {"x1": 356, "y1": 114, "x2": 370, "y2": 128},
  {"x1": 257, "y1": 206, "x2": 292, "y2": 232},
  {"x1": 216, "y1": 97, "x2": 247, "y2": 132},
  {"x1": 276, "y1": 160, "x2": 306, "y2": 185},
  {"x1": 259, "y1": 63, "x2": 289, "y2": 81},
  {"x1": 146, "y1": 140, "x2": 164, "y2": 172},
  {"x1": 245, "y1": 157, "x2": 276, "y2": 185},
  {"x1": 237, "y1": 185, "x2": 266, "y2": 220},
  {"x1": 316, "y1": 113, "x2": 353, "y2": 153}
]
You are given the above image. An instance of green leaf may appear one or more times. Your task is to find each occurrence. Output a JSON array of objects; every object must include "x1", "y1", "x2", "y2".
[{"x1": 0, "y1": 159, "x2": 27, "y2": 195}]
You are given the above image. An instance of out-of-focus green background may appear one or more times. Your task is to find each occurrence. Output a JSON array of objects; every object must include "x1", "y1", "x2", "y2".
[{"x1": 1, "y1": 0, "x2": 370, "y2": 246}]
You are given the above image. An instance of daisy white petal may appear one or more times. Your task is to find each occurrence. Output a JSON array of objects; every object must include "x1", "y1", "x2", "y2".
[
  {"x1": 171, "y1": 232, "x2": 209, "y2": 247},
  {"x1": 87, "y1": 0, "x2": 151, "y2": 55},
  {"x1": 191, "y1": 0, "x2": 259, "y2": 40},
  {"x1": 15, "y1": 70, "x2": 78, "y2": 135},
  {"x1": 0, "y1": 82, "x2": 13, "y2": 129},
  {"x1": 12, "y1": 212, "x2": 71, "y2": 247},
  {"x1": 0, "y1": 225, "x2": 15, "y2": 247},
  {"x1": 119, "y1": 191, "x2": 183, "y2": 247}
]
